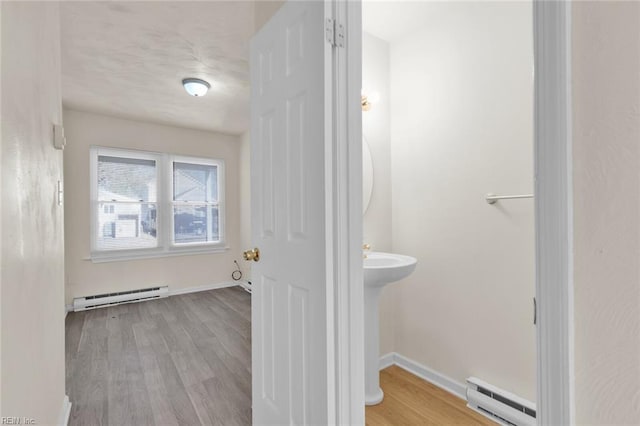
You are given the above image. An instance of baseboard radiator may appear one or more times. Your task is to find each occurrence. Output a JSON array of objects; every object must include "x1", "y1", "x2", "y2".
[
  {"x1": 72, "y1": 286, "x2": 169, "y2": 311},
  {"x1": 466, "y1": 377, "x2": 536, "y2": 426}
]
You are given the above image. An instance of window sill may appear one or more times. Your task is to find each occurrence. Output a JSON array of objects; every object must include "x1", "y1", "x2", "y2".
[{"x1": 85, "y1": 246, "x2": 230, "y2": 263}]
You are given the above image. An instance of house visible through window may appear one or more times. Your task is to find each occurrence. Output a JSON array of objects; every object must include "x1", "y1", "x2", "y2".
[
  {"x1": 91, "y1": 147, "x2": 225, "y2": 260},
  {"x1": 173, "y1": 161, "x2": 220, "y2": 244}
]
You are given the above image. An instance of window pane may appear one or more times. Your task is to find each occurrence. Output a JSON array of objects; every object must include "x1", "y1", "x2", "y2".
[
  {"x1": 173, "y1": 162, "x2": 217, "y2": 202},
  {"x1": 97, "y1": 202, "x2": 157, "y2": 251},
  {"x1": 173, "y1": 205, "x2": 219, "y2": 244},
  {"x1": 98, "y1": 155, "x2": 156, "y2": 202}
]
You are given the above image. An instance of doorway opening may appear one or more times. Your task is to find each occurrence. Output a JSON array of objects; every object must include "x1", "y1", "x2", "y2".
[{"x1": 361, "y1": 2, "x2": 537, "y2": 424}]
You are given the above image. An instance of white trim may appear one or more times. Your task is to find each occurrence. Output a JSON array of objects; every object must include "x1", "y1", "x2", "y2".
[
  {"x1": 379, "y1": 352, "x2": 466, "y2": 401},
  {"x1": 65, "y1": 282, "x2": 239, "y2": 313},
  {"x1": 86, "y1": 245, "x2": 229, "y2": 263},
  {"x1": 89, "y1": 146, "x2": 227, "y2": 261},
  {"x1": 167, "y1": 281, "x2": 237, "y2": 297},
  {"x1": 168, "y1": 155, "x2": 226, "y2": 249},
  {"x1": 378, "y1": 352, "x2": 394, "y2": 370},
  {"x1": 57, "y1": 395, "x2": 71, "y2": 426},
  {"x1": 333, "y1": 0, "x2": 365, "y2": 424},
  {"x1": 533, "y1": 1, "x2": 574, "y2": 425},
  {"x1": 236, "y1": 280, "x2": 252, "y2": 293}
]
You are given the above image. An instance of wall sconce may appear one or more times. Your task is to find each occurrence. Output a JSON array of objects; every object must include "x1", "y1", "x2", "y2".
[{"x1": 361, "y1": 90, "x2": 380, "y2": 112}]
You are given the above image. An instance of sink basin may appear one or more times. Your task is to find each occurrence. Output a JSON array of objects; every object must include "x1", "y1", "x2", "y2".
[
  {"x1": 364, "y1": 252, "x2": 417, "y2": 287},
  {"x1": 363, "y1": 252, "x2": 417, "y2": 405}
]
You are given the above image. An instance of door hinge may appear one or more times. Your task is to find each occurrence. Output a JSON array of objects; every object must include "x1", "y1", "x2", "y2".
[{"x1": 325, "y1": 18, "x2": 345, "y2": 48}]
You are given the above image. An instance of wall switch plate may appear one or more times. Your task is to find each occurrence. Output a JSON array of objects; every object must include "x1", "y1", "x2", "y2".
[{"x1": 53, "y1": 124, "x2": 66, "y2": 150}]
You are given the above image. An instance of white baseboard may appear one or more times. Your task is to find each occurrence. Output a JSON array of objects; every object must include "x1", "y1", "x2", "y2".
[
  {"x1": 379, "y1": 352, "x2": 395, "y2": 370},
  {"x1": 168, "y1": 281, "x2": 237, "y2": 297},
  {"x1": 236, "y1": 280, "x2": 252, "y2": 293},
  {"x1": 57, "y1": 395, "x2": 71, "y2": 426},
  {"x1": 65, "y1": 281, "x2": 239, "y2": 313},
  {"x1": 379, "y1": 352, "x2": 467, "y2": 400}
]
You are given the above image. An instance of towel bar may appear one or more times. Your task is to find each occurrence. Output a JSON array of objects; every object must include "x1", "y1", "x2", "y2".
[{"x1": 485, "y1": 193, "x2": 534, "y2": 205}]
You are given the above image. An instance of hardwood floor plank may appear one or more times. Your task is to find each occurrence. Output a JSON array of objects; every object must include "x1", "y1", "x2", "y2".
[
  {"x1": 192, "y1": 333, "x2": 252, "y2": 397},
  {"x1": 366, "y1": 392, "x2": 438, "y2": 426},
  {"x1": 366, "y1": 365, "x2": 497, "y2": 426},
  {"x1": 67, "y1": 286, "x2": 499, "y2": 426},
  {"x1": 65, "y1": 310, "x2": 85, "y2": 357},
  {"x1": 186, "y1": 382, "x2": 230, "y2": 426},
  {"x1": 66, "y1": 287, "x2": 253, "y2": 426},
  {"x1": 67, "y1": 312, "x2": 109, "y2": 426},
  {"x1": 203, "y1": 301, "x2": 251, "y2": 343},
  {"x1": 202, "y1": 375, "x2": 251, "y2": 426},
  {"x1": 106, "y1": 312, "x2": 154, "y2": 426},
  {"x1": 213, "y1": 287, "x2": 252, "y2": 321},
  {"x1": 137, "y1": 347, "x2": 180, "y2": 426},
  {"x1": 170, "y1": 348, "x2": 216, "y2": 388},
  {"x1": 155, "y1": 352, "x2": 202, "y2": 425}
]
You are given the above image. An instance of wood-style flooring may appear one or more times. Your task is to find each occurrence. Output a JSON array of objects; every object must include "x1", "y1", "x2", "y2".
[
  {"x1": 67, "y1": 286, "x2": 494, "y2": 425},
  {"x1": 65, "y1": 287, "x2": 252, "y2": 426},
  {"x1": 366, "y1": 365, "x2": 496, "y2": 426}
]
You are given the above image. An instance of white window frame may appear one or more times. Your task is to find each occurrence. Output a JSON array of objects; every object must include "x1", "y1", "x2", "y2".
[
  {"x1": 168, "y1": 155, "x2": 226, "y2": 250},
  {"x1": 89, "y1": 146, "x2": 227, "y2": 262}
]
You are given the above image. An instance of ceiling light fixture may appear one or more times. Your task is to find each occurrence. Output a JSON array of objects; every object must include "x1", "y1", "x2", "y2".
[{"x1": 182, "y1": 78, "x2": 211, "y2": 97}]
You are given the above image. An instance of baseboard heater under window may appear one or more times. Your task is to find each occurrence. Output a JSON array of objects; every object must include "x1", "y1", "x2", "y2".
[
  {"x1": 72, "y1": 286, "x2": 169, "y2": 311},
  {"x1": 466, "y1": 377, "x2": 536, "y2": 426}
]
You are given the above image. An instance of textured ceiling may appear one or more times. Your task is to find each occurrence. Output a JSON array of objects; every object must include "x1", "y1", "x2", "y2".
[
  {"x1": 363, "y1": 0, "x2": 443, "y2": 43},
  {"x1": 363, "y1": 0, "x2": 530, "y2": 43},
  {"x1": 61, "y1": 1, "x2": 254, "y2": 135}
]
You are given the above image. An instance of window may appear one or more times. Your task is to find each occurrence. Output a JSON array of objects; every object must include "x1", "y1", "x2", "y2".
[
  {"x1": 90, "y1": 147, "x2": 225, "y2": 261},
  {"x1": 172, "y1": 160, "x2": 220, "y2": 244}
]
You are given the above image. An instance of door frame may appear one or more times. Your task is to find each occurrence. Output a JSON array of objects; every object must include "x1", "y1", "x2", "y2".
[
  {"x1": 336, "y1": 0, "x2": 574, "y2": 424},
  {"x1": 533, "y1": 1, "x2": 573, "y2": 424},
  {"x1": 332, "y1": 0, "x2": 365, "y2": 424}
]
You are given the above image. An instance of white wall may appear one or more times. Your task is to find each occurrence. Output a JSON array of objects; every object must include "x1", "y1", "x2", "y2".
[
  {"x1": 1, "y1": 2, "x2": 67, "y2": 422},
  {"x1": 0, "y1": 4, "x2": 3, "y2": 414},
  {"x1": 572, "y1": 1, "x2": 640, "y2": 423},
  {"x1": 388, "y1": 2, "x2": 536, "y2": 400},
  {"x1": 362, "y1": 33, "x2": 394, "y2": 355},
  {"x1": 63, "y1": 109, "x2": 243, "y2": 304},
  {"x1": 239, "y1": 131, "x2": 251, "y2": 281}
]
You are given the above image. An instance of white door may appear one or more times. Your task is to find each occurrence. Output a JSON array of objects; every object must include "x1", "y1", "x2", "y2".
[{"x1": 249, "y1": 1, "x2": 333, "y2": 424}]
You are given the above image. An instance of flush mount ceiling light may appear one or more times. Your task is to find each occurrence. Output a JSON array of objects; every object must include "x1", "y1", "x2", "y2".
[{"x1": 182, "y1": 78, "x2": 211, "y2": 97}]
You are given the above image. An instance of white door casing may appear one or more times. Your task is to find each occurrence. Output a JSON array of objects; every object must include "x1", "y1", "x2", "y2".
[
  {"x1": 250, "y1": 1, "x2": 333, "y2": 424},
  {"x1": 249, "y1": 0, "x2": 573, "y2": 424},
  {"x1": 533, "y1": 0, "x2": 573, "y2": 424}
]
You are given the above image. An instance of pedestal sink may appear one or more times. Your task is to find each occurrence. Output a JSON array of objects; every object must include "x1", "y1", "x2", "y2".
[{"x1": 364, "y1": 252, "x2": 417, "y2": 405}]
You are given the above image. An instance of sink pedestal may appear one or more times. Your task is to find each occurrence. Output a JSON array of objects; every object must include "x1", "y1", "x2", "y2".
[
  {"x1": 363, "y1": 252, "x2": 417, "y2": 406},
  {"x1": 364, "y1": 285, "x2": 385, "y2": 405}
]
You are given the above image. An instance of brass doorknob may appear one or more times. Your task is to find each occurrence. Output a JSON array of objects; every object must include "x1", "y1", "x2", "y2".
[{"x1": 243, "y1": 247, "x2": 260, "y2": 262}]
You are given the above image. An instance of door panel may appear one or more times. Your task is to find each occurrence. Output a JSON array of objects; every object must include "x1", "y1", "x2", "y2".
[
  {"x1": 250, "y1": 1, "x2": 330, "y2": 424},
  {"x1": 259, "y1": 113, "x2": 275, "y2": 238},
  {"x1": 286, "y1": 93, "x2": 307, "y2": 240},
  {"x1": 260, "y1": 276, "x2": 277, "y2": 404}
]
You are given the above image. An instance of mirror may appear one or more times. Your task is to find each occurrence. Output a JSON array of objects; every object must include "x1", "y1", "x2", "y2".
[{"x1": 363, "y1": 136, "x2": 373, "y2": 214}]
